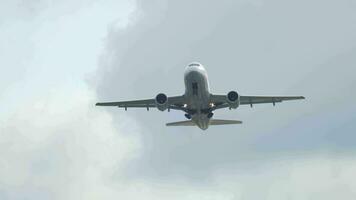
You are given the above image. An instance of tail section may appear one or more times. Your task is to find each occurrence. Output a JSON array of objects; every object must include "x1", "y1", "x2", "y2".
[
  {"x1": 210, "y1": 119, "x2": 242, "y2": 125},
  {"x1": 166, "y1": 120, "x2": 195, "y2": 126},
  {"x1": 166, "y1": 119, "x2": 242, "y2": 127}
]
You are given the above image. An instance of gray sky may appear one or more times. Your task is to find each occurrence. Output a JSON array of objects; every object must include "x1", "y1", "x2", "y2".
[{"x1": 1, "y1": 0, "x2": 356, "y2": 199}]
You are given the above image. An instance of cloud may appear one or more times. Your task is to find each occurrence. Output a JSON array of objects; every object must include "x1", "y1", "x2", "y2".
[
  {"x1": 1, "y1": 0, "x2": 356, "y2": 199},
  {"x1": 96, "y1": 0, "x2": 356, "y2": 180},
  {"x1": 0, "y1": 87, "x2": 142, "y2": 200},
  {"x1": 2, "y1": 99, "x2": 356, "y2": 200}
]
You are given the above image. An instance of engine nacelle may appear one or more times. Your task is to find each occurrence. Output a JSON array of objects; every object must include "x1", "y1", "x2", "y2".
[
  {"x1": 227, "y1": 91, "x2": 240, "y2": 109},
  {"x1": 155, "y1": 93, "x2": 168, "y2": 111}
]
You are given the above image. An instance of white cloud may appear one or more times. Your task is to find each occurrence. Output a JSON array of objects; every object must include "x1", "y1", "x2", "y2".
[
  {"x1": 0, "y1": 86, "x2": 142, "y2": 200},
  {"x1": 1, "y1": 0, "x2": 356, "y2": 199},
  {"x1": 0, "y1": 0, "x2": 136, "y2": 118},
  {"x1": 2, "y1": 97, "x2": 356, "y2": 200},
  {"x1": 212, "y1": 156, "x2": 356, "y2": 200},
  {"x1": 94, "y1": 0, "x2": 356, "y2": 180}
]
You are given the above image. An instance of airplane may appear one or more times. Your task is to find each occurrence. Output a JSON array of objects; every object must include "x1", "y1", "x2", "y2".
[{"x1": 96, "y1": 62, "x2": 305, "y2": 130}]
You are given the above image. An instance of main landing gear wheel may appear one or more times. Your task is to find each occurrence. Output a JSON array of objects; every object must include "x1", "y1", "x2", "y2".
[{"x1": 207, "y1": 112, "x2": 214, "y2": 119}]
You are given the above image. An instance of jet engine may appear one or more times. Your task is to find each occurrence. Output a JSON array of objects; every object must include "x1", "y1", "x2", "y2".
[
  {"x1": 227, "y1": 91, "x2": 240, "y2": 109},
  {"x1": 155, "y1": 93, "x2": 168, "y2": 111}
]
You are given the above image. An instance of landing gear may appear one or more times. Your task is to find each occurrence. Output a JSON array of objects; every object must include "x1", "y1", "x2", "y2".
[
  {"x1": 184, "y1": 113, "x2": 192, "y2": 119},
  {"x1": 207, "y1": 112, "x2": 214, "y2": 119}
]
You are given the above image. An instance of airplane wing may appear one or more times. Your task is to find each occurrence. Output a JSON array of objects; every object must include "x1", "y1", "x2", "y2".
[
  {"x1": 210, "y1": 94, "x2": 305, "y2": 110},
  {"x1": 96, "y1": 95, "x2": 185, "y2": 110}
]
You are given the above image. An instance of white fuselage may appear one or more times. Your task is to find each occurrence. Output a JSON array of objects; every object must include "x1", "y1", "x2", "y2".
[{"x1": 184, "y1": 63, "x2": 211, "y2": 130}]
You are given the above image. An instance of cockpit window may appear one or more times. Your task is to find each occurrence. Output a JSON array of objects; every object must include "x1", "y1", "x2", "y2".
[{"x1": 189, "y1": 63, "x2": 200, "y2": 67}]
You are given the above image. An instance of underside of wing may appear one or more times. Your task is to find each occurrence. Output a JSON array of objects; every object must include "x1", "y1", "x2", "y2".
[
  {"x1": 96, "y1": 95, "x2": 186, "y2": 111},
  {"x1": 210, "y1": 93, "x2": 305, "y2": 110},
  {"x1": 95, "y1": 99, "x2": 156, "y2": 107},
  {"x1": 240, "y1": 96, "x2": 305, "y2": 105}
]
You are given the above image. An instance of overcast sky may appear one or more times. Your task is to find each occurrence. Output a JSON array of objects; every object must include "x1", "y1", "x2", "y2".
[{"x1": 1, "y1": 0, "x2": 356, "y2": 199}]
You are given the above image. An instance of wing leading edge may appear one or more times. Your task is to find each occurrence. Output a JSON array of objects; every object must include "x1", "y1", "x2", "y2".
[
  {"x1": 240, "y1": 95, "x2": 305, "y2": 106},
  {"x1": 210, "y1": 94, "x2": 305, "y2": 110},
  {"x1": 96, "y1": 95, "x2": 185, "y2": 110}
]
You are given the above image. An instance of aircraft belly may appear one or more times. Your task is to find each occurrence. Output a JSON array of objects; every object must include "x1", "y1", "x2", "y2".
[
  {"x1": 184, "y1": 70, "x2": 210, "y2": 110},
  {"x1": 184, "y1": 68, "x2": 211, "y2": 130}
]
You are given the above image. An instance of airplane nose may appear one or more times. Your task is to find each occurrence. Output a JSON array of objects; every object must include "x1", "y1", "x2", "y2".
[
  {"x1": 185, "y1": 66, "x2": 206, "y2": 80},
  {"x1": 185, "y1": 63, "x2": 206, "y2": 73},
  {"x1": 187, "y1": 69, "x2": 200, "y2": 76}
]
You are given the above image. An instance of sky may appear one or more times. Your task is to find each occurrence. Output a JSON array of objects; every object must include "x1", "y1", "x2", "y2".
[{"x1": 1, "y1": 0, "x2": 356, "y2": 199}]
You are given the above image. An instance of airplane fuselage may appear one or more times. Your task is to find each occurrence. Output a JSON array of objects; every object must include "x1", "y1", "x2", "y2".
[{"x1": 184, "y1": 63, "x2": 212, "y2": 130}]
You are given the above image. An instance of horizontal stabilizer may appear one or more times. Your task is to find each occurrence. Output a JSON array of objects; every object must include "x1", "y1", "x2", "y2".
[
  {"x1": 166, "y1": 120, "x2": 195, "y2": 126},
  {"x1": 210, "y1": 119, "x2": 242, "y2": 125},
  {"x1": 166, "y1": 119, "x2": 242, "y2": 127}
]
